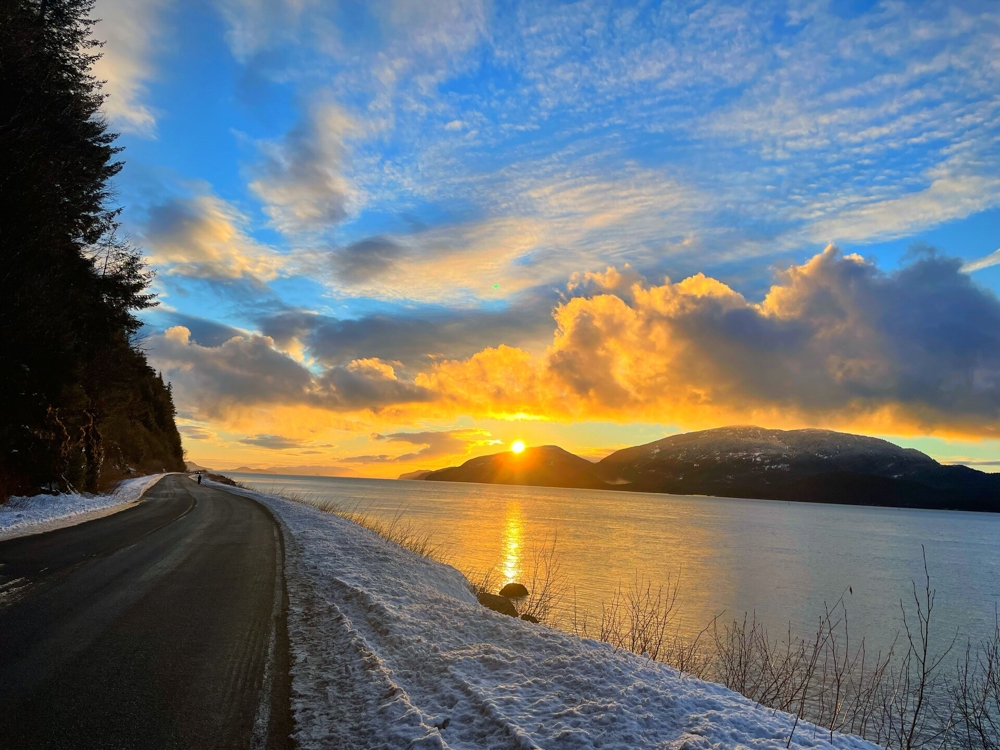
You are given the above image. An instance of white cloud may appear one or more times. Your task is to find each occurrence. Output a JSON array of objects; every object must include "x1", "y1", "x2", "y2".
[
  {"x1": 91, "y1": 0, "x2": 170, "y2": 136},
  {"x1": 963, "y1": 248, "x2": 1000, "y2": 273},
  {"x1": 250, "y1": 98, "x2": 359, "y2": 235},
  {"x1": 214, "y1": 0, "x2": 318, "y2": 61},
  {"x1": 805, "y1": 173, "x2": 1000, "y2": 245}
]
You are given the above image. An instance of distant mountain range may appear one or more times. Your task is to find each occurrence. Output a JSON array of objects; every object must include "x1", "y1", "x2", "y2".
[
  {"x1": 228, "y1": 466, "x2": 352, "y2": 477},
  {"x1": 416, "y1": 426, "x2": 1000, "y2": 512},
  {"x1": 398, "y1": 470, "x2": 433, "y2": 481}
]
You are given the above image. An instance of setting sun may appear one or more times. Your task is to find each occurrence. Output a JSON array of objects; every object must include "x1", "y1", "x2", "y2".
[{"x1": 511, "y1": 440, "x2": 525, "y2": 454}]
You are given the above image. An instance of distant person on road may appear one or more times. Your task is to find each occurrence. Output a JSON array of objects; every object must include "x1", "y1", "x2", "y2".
[{"x1": 197, "y1": 474, "x2": 202, "y2": 485}]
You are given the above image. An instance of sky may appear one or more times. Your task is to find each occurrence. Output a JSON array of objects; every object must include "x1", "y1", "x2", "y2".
[{"x1": 93, "y1": 0, "x2": 1000, "y2": 476}]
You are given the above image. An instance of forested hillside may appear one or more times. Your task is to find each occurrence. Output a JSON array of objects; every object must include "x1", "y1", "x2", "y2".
[{"x1": 0, "y1": 0, "x2": 184, "y2": 499}]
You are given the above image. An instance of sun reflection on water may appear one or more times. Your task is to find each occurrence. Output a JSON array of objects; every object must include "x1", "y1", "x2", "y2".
[{"x1": 502, "y1": 501, "x2": 523, "y2": 584}]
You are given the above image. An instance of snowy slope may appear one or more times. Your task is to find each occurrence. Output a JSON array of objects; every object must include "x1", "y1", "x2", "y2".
[
  {"x1": 217, "y1": 481, "x2": 880, "y2": 750},
  {"x1": 0, "y1": 473, "x2": 169, "y2": 540}
]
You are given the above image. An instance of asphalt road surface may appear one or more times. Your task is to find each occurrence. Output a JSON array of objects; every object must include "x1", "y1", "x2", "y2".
[{"x1": 0, "y1": 475, "x2": 292, "y2": 749}]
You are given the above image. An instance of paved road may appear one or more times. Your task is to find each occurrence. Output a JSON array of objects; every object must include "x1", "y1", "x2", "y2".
[{"x1": 0, "y1": 475, "x2": 292, "y2": 749}]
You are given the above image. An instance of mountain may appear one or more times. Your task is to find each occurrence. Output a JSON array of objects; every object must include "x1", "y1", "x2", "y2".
[
  {"x1": 423, "y1": 427, "x2": 1000, "y2": 512},
  {"x1": 186, "y1": 461, "x2": 212, "y2": 472},
  {"x1": 597, "y1": 426, "x2": 999, "y2": 509},
  {"x1": 398, "y1": 470, "x2": 433, "y2": 481},
  {"x1": 422, "y1": 446, "x2": 607, "y2": 490},
  {"x1": 226, "y1": 465, "x2": 351, "y2": 477}
]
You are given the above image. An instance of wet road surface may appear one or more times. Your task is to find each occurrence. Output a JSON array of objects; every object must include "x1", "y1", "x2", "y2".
[{"x1": 0, "y1": 474, "x2": 292, "y2": 749}]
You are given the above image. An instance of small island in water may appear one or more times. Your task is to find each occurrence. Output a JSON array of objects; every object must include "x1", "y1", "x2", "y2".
[{"x1": 410, "y1": 425, "x2": 1000, "y2": 513}]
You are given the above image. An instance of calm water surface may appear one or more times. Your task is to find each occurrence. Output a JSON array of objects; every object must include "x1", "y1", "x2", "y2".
[{"x1": 233, "y1": 473, "x2": 1000, "y2": 653}]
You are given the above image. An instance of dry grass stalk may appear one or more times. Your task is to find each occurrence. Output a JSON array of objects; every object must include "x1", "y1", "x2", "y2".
[{"x1": 262, "y1": 485, "x2": 447, "y2": 562}]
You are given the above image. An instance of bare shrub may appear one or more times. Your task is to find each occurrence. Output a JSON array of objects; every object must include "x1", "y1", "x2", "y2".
[
  {"x1": 333, "y1": 505, "x2": 445, "y2": 561},
  {"x1": 265, "y1": 488, "x2": 446, "y2": 562},
  {"x1": 465, "y1": 565, "x2": 500, "y2": 597},
  {"x1": 609, "y1": 574, "x2": 679, "y2": 661},
  {"x1": 519, "y1": 536, "x2": 567, "y2": 625},
  {"x1": 953, "y1": 608, "x2": 1000, "y2": 750},
  {"x1": 567, "y1": 547, "x2": 996, "y2": 750},
  {"x1": 464, "y1": 537, "x2": 568, "y2": 626}
]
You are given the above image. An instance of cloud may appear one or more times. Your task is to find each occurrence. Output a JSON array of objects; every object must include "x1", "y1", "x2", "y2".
[
  {"x1": 249, "y1": 97, "x2": 358, "y2": 234},
  {"x1": 341, "y1": 428, "x2": 496, "y2": 464},
  {"x1": 306, "y1": 163, "x2": 706, "y2": 305},
  {"x1": 238, "y1": 434, "x2": 304, "y2": 449},
  {"x1": 963, "y1": 248, "x2": 1000, "y2": 273},
  {"x1": 331, "y1": 236, "x2": 406, "y2": 283},
  {"x1": 151, "y1": 250, "x2": 1000, "y2": 440},
  {"x1": 178, "y1": 424, "x2": 214, "y2": 441},
  {"x1": 203, "y1": 0, "x2": 1000, "y2": 289},
  {"x1": 805, "y1": 173, "x2": 1000, "y2": 245},
  {"x1": 318, "y1": 359, "x2": 432, "y2": 410},
  {"x1": 149, "y1": 327, "x2": 431, "y2": 421},
  {"x1": 157, "y1": 312, "x2": 245, "y2": 347},
  {"x1": 214, "y1": 0, "x2": 317, "y2": 61},
  {"x1": 419, "y1": 247, "x2": 1000, "y2": 436},
  {"x1": 257, "y1": 290, "x2": 557, "y2": 369},
  {"x1": 92, "y1": 0, "x2": 169, "y2": 136},
  {"x1": 152, "y1": 327, "x2": 313, "y2": 418},
  {"x1": 144, "y1": 194, "x2": 285, "y2": 281}
]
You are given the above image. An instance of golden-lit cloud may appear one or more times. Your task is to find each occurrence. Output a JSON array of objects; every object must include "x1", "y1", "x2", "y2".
[
  {"x1": 325, "y1": 217, "x2": 546, "y2": 302},
  {"x1": 341, "y1": 428, "x2": 499, "y2": 464},
  {"x1": 151, "y1": 249, "x2": 1000, "y2": 442},
  {"x1": 318, "y1": 167, "x2": 704, "y2": 304},
  {"x1": 420, "y1": 247, "x2": 1000, "y2": 437},
  {"x1": 144, "y1": 194, "x2": 286, "y2": 280}
]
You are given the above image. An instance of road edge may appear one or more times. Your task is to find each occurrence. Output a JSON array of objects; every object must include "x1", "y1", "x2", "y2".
[
  {"x1": 0, "y1": 473, "x2": 177, "y2": 543},
  {"x1": 213, "y1": 481, "x2": 296, "y2": 750}
]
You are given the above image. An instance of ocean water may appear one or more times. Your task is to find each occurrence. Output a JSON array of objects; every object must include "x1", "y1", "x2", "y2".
[{"x1": 232, "y1": 473, "x2": 1000, "y2": 654}]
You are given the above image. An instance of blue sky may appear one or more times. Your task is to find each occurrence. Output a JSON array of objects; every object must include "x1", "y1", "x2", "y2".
[{"x1": 94, "y1": 0, "x2": 1000, "y2": 473}]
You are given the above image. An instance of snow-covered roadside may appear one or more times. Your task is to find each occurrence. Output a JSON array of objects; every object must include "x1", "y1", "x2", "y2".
[
  {"x1": 0, "y1": 473, "x2": 170, "y2": 541},
  {"x1": 215, "y1": 480, "x2": 880, "y2": 750}
]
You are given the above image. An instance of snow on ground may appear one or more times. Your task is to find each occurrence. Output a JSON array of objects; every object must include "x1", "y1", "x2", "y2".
[
  {"x1": 0, "y1": 473, "x2": 169, "y2": 540},
  {"x1": 216, "y1": 481, "x2": 881, "y2": 750}
]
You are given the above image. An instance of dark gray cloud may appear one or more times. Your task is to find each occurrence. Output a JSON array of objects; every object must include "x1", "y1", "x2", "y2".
[
  {"x1": 257, "y1": 287, "x2": 559, "y2": 369},
  {"x1": 159, "y1": 312, "x2": 243, "y2": 347},
  {"x1": 238, "y1": 434, "x2": 305, "y2": 450},
  {"x1": 318, "y1": 362, "x2": 432, "y2": 410},
  {"x1": 696, "y1": 251, "x2": 1000, "y2": 419},
  {"x1": 149, "y1": 328, "x2": 432, "y2": 418},
  {"x1": 178, "y1": 425, "x2": 214, "y2": 441},
  {"x1": 331, "y1": 236, "x2": 406, "y2": 283}
]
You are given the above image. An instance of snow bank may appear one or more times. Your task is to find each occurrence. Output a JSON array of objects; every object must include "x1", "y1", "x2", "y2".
[
  {"x1": 0, "y1": 473, "x2": 169, "y2": 540},
  {"x1": 218, "y1": 481, "x2": 880, "y2": 750}
]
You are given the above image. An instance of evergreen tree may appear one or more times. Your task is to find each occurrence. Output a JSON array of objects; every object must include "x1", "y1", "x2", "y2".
[{"x1": 1, "y1": 0, "x2": 184, "y2": 498}]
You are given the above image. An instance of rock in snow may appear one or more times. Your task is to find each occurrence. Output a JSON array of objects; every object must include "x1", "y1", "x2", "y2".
[
  {"x1": 216, "y1": 481, "x2": 880, "y2": 750},
  {"x1": 477, "y1": 592, "x2": 520, "y2": 617},
  {"x1": 499, "y1": 583, "x2": 529, "y2": 599}
]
